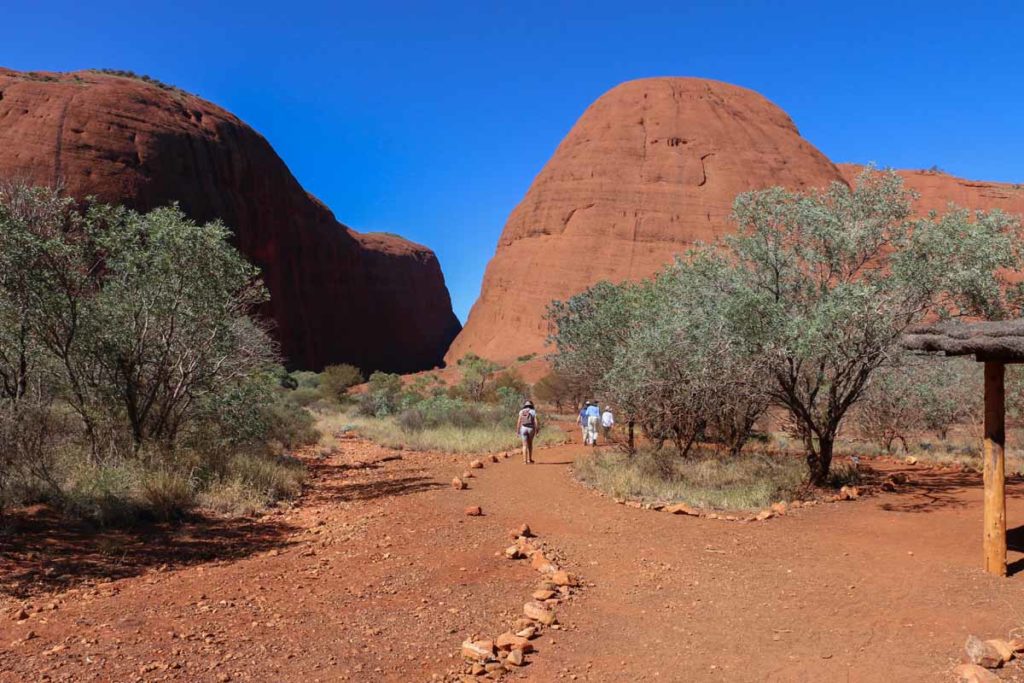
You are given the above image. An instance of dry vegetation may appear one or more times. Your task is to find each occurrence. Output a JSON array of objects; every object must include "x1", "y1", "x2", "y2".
[
  {"x1": 574, "y1": 447, "x2": 811, "y2": 511},
  {"x1": 577, "y1": 446, "x2": 864, "y2": 509},
  {"x1": 317, "y1": 410, "x2": 566, "y2": 454},
  {"x1": 834, "y1": 430, "x2": 1024, "y2": 475},
  {"x1": 0, "y1": 184, "x2": 318, "y2": 524},
  {"x1": 294, "y1": 353, "x2": 567, "y2": 455}
]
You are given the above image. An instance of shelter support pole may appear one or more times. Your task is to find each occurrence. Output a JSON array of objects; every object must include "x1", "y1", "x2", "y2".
[{"x1": 983, "y1": 361, "x2": 1007, "y2": 577}]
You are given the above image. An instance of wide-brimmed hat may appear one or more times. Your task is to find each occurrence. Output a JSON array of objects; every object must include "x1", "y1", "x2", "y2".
[{"x1": 523, "y1": 400, "x2": 534, "y2": 408}]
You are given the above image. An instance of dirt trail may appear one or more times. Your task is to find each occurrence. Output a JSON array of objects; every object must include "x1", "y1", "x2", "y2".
[{"x1": 2, "y1": 427, "x2": 1024, "y2": 682}]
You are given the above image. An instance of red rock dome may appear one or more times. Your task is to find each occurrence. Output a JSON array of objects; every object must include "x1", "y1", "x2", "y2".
[
  {"x1": 447, "y1": 77, "x2": 845, "y2": 363},
  {"x1": 838, "y1": 164, "x2": 1024, "y2": 218},
  {"x1": 0, "y1": 67, "x2": 460, "y2": 372}
]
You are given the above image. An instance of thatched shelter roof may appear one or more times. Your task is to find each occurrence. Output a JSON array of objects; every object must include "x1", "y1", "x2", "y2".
[{"x1": 901, "y1": 320, "x2": 1024, "y2": 362}]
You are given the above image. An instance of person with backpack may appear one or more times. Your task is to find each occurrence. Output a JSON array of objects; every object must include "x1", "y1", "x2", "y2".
[{"x1": 517, "y1": 400, "x2": 539, "y2": 464}]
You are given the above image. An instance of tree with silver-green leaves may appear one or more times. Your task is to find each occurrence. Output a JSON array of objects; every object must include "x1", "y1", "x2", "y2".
[
  {"x1": 547, "y1": 280, "x2": 652, "y2": 451},
  {"x1": 699, "y1": 169, "x2": 1022, "y2": 484},
  {"x1": 547, "y1": 169, "x2": 1022, "y2": 485},
  {"x1": 548, "y1": 263, "x2": 770, "y2": 457},
  {"x1": 599, "y1": 262, "x2": 770, "y2": 457},
  {"x1": 0, "y1": 182, "x2": 277, "y2": 462}
]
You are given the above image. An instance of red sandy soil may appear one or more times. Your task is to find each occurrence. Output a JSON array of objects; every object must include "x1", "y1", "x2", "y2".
[{"x1": 2, "y1": 426, "x2": 1024, "y2": 682}]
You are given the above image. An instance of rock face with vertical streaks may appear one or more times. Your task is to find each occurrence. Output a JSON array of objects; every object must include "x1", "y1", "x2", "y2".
[
  {"x1": 446, "y1": 77, "x2": 844, "y2": 363},
  {"x1": 0, "y1": 67, "x2": 460, "y2": 372}
]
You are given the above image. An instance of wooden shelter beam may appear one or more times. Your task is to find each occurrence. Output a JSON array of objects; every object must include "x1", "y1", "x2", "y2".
[{"x1": 983, "y1": 361, "x2": 1007, "y2": 577}]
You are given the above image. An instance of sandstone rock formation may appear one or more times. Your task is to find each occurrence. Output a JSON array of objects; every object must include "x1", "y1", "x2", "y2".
[
  {"x1": 0, "y1": 67, "x2": 460, "y2": 372},
  {"x1": 446, "y1": 77, "x2": 845, "y2": 363},
  {"x1": 839, "y1": 164, "x2": 1024, "y2": 218}
]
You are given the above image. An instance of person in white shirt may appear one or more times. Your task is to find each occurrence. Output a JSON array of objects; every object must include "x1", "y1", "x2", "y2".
[{"x1": 601, "y1": 406, "x2": 614, "y2": 440}]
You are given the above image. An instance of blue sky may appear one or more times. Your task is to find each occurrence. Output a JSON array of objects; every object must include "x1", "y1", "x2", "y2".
[{"x1": 3, "y1": 1, "x2": 1022, "y2": 321}]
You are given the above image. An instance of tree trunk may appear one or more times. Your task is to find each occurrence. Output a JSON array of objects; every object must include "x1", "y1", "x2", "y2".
[
  {"x1": 627, "y1": 420, "x2": 635, "y2": 455},
  {"x1": 679, "y1": 428, "x2": 700, "y2": 459},
  {"x1": 808, "y1": 436, "x2": 834, "y2": 486},
  {"x1": 672, "y1": 428, "x2": 684, "y2": 454}
]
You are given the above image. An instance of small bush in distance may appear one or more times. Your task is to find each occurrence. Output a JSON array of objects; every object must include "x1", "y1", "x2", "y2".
[
  {"x1": 290, "y1": 370, "x2": 321, "y2": 389},
  {"x1": 489, "y1": 369, "x2": 529, "y2": 401},
  {"x1": 456, "y1": 353, "x2": 501, "y2": 401},
  {"x1": 533, "y1": 370, "x2": 581, "y2": 411},
  {"x1": 320, "y1": 364, "x2": 365, "y2": 401},
  {"x1": 358, "y1": 371, "x2": 404, "y2": 417}
]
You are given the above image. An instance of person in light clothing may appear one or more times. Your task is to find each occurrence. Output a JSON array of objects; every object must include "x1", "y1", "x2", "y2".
[
  {"x1": 584, "y1": 400, "x2": 601, "y2": 446},
  {"x1": 517, "y1": 400, "x2": 539, "y2": 464},
  {"x1": 578, "y1": 403, "x2": 590, "y2": 444},
  {"x1": 601, "y1": 406, "x2": 614, "y2": 440}
]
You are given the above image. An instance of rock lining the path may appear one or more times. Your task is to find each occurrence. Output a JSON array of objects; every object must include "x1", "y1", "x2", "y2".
[{"x1": 450, "y1": 523, "x2": 585, "y2": 681}]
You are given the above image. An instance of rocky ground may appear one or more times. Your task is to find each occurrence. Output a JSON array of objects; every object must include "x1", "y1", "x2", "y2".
[{"x1": 2, "y1": 425, "x2": 1024, "y2": 682}]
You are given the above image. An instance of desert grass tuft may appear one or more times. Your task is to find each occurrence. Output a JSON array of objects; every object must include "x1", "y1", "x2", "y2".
[
  {"x1": 575, "y1": 447, "x2": 806, "y2": 511},
  {"x1": 324, "y1": 411, "x2": 566, "y2": 454}
]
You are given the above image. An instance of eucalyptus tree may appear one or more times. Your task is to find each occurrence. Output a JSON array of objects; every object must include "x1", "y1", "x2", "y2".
[
  {"x1": 0, "y1": 182, "x2": 84, "y2": 496},
  {"x1": 707, "y1": 169, "x2": 1022, "y2": 483},
  {"x1": 0, "y1": 183, "x2": 277, "y2": 460},
  {"x1": 80, "y1": 205, "x2": 274, "y2": 451},
  {"x1": 547, "y1": 280, "x2": 652, "y2": 451},
  {"x1": 549, "y1": 261, "x2": 771, "y2": 457}
]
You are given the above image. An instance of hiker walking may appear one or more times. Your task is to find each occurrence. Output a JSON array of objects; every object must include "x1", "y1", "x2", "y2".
[
  {"x1": 601, "y1": 405, "x2": 615, "y2": 440},
  {"x1": 585, "y1": 400, "x2": 601, "y2": 446},
  {"x1": 517, "y1": 400, "x2": 539, "y2": 464},
  {"x1": 578, "y1": 402, "x2": 590, "y2": 445}
]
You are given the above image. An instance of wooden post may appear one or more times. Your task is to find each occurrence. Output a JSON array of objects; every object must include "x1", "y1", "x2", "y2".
[{"x1": 983, "y1": 361, "x2": 1007, "y2": 577}]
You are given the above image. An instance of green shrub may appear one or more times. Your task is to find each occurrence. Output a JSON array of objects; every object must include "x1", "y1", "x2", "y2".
[
  {"x1": 320, "y1": 364, "x2": 364, "y2": 400},
  {"x1": 456, "y1": 353, "x2": 501, "y2": 401},
  {"x1": 407, "y1": 373, "x2": 447, "y2": 400},
  {"x1": 358, "y1": 371, "x2": 404, "y2": 417},
  {"x1": 264, "y1": 398, "x2": 318, "y2": 451},
  {"x1": 199, "y1": 480, "x2": 266, "y2": 516},
  {"x1": 225, "y1": 452, "x2": 305, "y2": 501},
  {"x1": 60, "y1": 458, "x2": 145, "y2": 525},
  {"x1": 277, "y1": 367, "x2": 299, "y2": 390},
  {"x1": 397, "y1": 395, "x2": 492, "y2": 432},
  {"x1": 489, "y1": 369, "x2": 529, "y2": 401},
  {"x1": 290, "y1": 371, "x2": 321, "y2": 389},
  {"x1": 494, "y1": 386, "x2": 523, "y2": 423},
  {"x1": 284, "y1": 386, "x2": 322, "y2": 408}
]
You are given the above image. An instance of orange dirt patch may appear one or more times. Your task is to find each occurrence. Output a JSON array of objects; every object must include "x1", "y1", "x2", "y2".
[{"x1": 2, "y1": 427, "x2": 1024, "y2": 681}]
